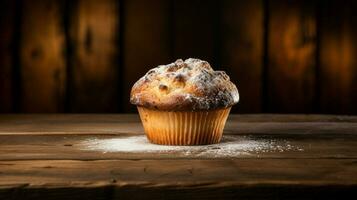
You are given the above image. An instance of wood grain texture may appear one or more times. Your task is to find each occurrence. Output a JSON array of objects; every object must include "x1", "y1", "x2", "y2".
[
  {"x1": 0, "y1": 159, "x2": 357, "y2": 199},
  {"x1": 0, "y1": 0, "x2": 16, "y2": 112},
  {"x1": 319, "y1": 0, "x2": 357, "y2": 114},
  {"x1": 69, "y1": 0, "x2": 119, "y2": 112},
  {"x1": 20, "y1": 0, "x2": 66, "y2": 112},
  {"x1": 268, "y1": 0, "x2": 316, "y2": 113},
  {"x1": 220, "y1": 0, "x2": 264, "y2": 113},
  {"x1": 122, "y1": 0, "x2": 171, "y2": 112},
  {"x1": 0, "y1": 133, "x2": 356, "y2": 160},
  {"x1": 173, "y1": 0, "x2": 216, "y2": 63},
  {"x1": 0, "y1": 114, "x2": 357, "y2": 199},
  {"x1": 1, "y1": 114, "x2": 357, "y2": 135},
  {"x1": 1, "y1": 159, "x2": 357, "y2": 184}
]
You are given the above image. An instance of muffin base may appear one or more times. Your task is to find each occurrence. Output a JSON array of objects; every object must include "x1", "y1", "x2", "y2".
[{"x1": 137, "y1": 106, "x2": 231, "y2": 145}]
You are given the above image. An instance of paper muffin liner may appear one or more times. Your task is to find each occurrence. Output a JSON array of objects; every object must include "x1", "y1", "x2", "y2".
[{"x1": 137, "y1": 106, "x2": 231, "y2": 145}]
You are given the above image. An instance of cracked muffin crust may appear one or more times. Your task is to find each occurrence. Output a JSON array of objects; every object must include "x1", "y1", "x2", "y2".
[{"x1": 130, "y1": 58, "x2": 239, "y2": 111}]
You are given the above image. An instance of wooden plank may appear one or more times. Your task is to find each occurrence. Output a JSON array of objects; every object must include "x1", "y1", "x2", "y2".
[
  {"x1": 0, "y1": 0, "x2": 16, "y2": 113},
  {"x1": 0, "y1": 121, "x2": 356, "y2": 135},
  {"x1": 0, "y1": 115, "x2": 356, "y2": 199},
  {"x1": 220, "y1": 0, "x2": 264, "y2": 113},
  {"x1": 69, "y1": 0, "x2": 120, "y2": 112},
  {"x1": 319, "y1": 1, "x2": 357, "y2": 114},
  {"x1": 0, "y1": 133, "x2": 356, "y2": 160},
  {"x1": 122, "y1": 0, "x2": 171, "y2": 112},
  {"x1": 20, "y1": 0, "x2": 66, "y2": 112},
  {"x1": 172, "y1": 0, "x2": 216, "y2": 63},
  {"x1": 0, "y1": 160, "x2": 356, "y2": 191},
  {"x1": 0, "y1": 114, "x2": 357, "y2": 135},
  {"x1": 267, "y1": 0, "x2": 316, "y2": 113}
]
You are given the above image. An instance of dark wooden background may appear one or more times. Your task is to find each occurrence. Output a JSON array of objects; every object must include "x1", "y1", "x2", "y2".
[{"x1": 0, "y1": 0, "x2": 356, "y2": 114}]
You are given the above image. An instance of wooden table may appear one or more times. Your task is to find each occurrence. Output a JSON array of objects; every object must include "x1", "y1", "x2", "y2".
[{"x1": 0, "y1": 114, "x2": 357, "y2": 199}]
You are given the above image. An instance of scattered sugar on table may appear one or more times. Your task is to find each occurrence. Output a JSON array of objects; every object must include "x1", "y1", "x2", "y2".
[{"x1": 80, "y1": 135, "x2": 303, "y2": 158}]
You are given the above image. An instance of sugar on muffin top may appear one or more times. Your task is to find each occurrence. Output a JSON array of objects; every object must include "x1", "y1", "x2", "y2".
[{"x1": 130, "y1": 58, "x2": 239, "y2": 111}]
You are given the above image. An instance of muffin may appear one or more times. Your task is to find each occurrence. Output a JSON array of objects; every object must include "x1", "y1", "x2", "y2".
[{"x1": 130, "y1": 58, "x2": 239, "y2": 145}]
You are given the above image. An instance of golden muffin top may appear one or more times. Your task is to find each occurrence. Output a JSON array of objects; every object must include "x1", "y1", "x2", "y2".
[{"x1": 130, "y1": 58, "x2": 239, "y2": 111}]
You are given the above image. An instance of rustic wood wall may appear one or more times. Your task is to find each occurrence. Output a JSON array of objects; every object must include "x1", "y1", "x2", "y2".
[{"x1": 0, "y1": 0, "x2": 356, "y2": 114}]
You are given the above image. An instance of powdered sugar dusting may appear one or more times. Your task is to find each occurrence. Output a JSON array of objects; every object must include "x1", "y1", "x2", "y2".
[
  {"x1": 81, "y1": 135, "x2": 303, "y2": 158},
  {"x1": 130, "y1": 58, "x2": 239, "y2": 110}
]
